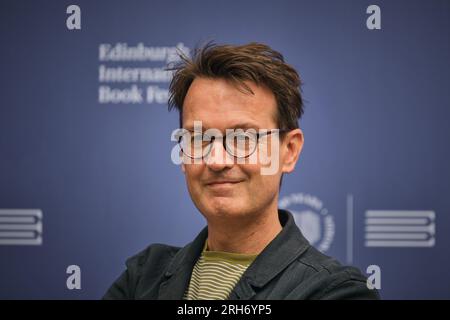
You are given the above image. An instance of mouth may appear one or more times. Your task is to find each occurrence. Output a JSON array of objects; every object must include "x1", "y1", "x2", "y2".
[{"x1": 205, "y1": 180, "x2": 243, "y2": 187}]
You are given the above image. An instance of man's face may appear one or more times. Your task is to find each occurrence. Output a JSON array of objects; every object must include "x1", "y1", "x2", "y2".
[{"x1": 181, "y1": 77, "x2": 300, "y2": 221}]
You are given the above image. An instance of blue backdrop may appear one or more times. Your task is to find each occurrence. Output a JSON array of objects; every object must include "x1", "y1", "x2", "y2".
[{"x1": 1, "y1": 0, "x2": 449, "y2": 299}]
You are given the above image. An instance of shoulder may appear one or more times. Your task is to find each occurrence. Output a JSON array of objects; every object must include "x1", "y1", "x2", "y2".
[
  {"x1": 103, "y1": 243, "x2": 181, "y2": 299},
  {"x1": 287, "y1": 246, "x2": 380, "y2": 299},
  {"x1": 125, "y1": 243, "x2": 181, "y2": 272}
]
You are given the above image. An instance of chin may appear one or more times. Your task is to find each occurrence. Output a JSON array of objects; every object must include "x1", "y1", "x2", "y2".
[{"x1": 202, "y1": 198, "x2": 248, "y2": 219}]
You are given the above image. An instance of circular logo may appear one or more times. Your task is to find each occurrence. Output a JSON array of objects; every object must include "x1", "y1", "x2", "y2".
[{"x1": 279, "y1": 193, "x2": 335, "y2": 252}]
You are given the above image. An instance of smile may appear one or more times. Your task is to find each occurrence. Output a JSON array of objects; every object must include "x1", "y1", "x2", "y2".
[{"x1": 206, "y1": 180, "x2": 243, "y2": 188}]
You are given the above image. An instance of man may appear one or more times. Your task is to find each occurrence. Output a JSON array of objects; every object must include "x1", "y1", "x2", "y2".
[{"x1": 104, "y1": 42, "x2": 379, "y2": 300}]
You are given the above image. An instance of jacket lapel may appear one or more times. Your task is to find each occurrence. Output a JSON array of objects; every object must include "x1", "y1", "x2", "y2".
[
  {"x1": 229, "y1": 210, "x2": 310, "y2": 299},
  {"x1": 157, "y1": 227, "x2": 208, "y2": 299}
]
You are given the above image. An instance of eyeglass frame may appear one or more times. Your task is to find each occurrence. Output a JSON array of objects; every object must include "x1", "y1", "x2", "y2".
[{"x1": 175, "y1": 128, "x2": 290, "y2": 160}]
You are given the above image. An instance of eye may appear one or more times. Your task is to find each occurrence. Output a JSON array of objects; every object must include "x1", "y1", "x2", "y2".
[{"x1": 227, "y1": 132, "x2": 256, "y2": 151}]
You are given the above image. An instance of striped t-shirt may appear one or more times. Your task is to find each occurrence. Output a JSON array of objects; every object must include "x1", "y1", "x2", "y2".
[{"x1": 183, "y1": 240, "x2": 258, "y2": 300}]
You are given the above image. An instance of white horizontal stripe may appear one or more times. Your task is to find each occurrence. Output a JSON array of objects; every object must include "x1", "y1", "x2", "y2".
[
  {"x1": 0, "y1": 238, "x2": 42, "y2": 245},
  {"x1": 365, "y1": 225, "x2": 434, "y2": 233},
  {"x1": 0, "y1": 216, "x2": 36, "y2": 223},
  {"x1": 366, "y1": 218, "x2": 429, "y2": 225},
  {"x1": 365, "y1": 210, "x2": 434, "y2": 219},
  {"x1": 365, "y1": 239, "x2": 435, "y2": 247},
  {"x1": 365, "y1": 233, "x2": 428, "y2": 240},
  {"x1": 0, "y1": 209, "x2": 42, "y2": 218},
  {"x1": 0, "y1": 231, "x2": 36, "y2": 238},
  {"x1": 0, "y1": 223, "x2": 42, "y2": 232}
]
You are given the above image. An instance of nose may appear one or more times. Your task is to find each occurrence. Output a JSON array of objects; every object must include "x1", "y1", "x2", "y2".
[{"x1": 205, "y1": 139, "x2": 234, "y2": 171}]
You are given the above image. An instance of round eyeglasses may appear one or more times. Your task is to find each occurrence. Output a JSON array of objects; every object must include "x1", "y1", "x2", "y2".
[{"x1": 175, "y1": 129, "x2": 288, "y2": 160}]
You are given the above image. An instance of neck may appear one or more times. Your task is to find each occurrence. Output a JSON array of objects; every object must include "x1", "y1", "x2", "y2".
[{"x1": 205, "y1": 203, "x2": 282, "y2": 255}]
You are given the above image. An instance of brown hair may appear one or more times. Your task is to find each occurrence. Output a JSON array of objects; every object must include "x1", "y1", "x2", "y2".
[{"x1": 167, "y1": 41, "x2": 304, "y2": 129}]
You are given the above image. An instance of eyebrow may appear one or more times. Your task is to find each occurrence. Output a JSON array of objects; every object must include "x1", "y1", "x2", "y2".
[{"x1": 183, "y1": 122, "x2": 262, "y2": 131}]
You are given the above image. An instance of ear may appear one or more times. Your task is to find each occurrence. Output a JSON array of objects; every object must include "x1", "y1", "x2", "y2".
[{"x1": 281, "y1": 128, "x2": 304, "y2": 174}]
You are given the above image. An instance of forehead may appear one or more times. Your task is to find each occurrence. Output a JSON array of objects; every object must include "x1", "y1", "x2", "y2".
[{"x1": 182, "y1": 77, "x2": 277, "y2": 130}]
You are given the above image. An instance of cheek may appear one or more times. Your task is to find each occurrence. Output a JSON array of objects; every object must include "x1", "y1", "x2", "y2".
[
  {"x1": 260, "y1": 140, "x2": 281, "y2": 160},
  {"x1": 243, "y1": 164, "x2": 280, "y2": 190},
  {"x1": 184, "y1": 165, "x2": 204, "y2": 189},
  {"x1": 239, "y1": 164, "x2": 267, "y2": 190}
]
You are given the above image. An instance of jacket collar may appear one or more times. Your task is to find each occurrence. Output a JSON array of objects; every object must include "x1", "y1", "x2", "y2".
[
  {"x1": 157, "y1": 209, "x2": 311, "y2": 299},
  {"x1": 157, "y1": 224, "x2": 208, "y2": 299}
]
